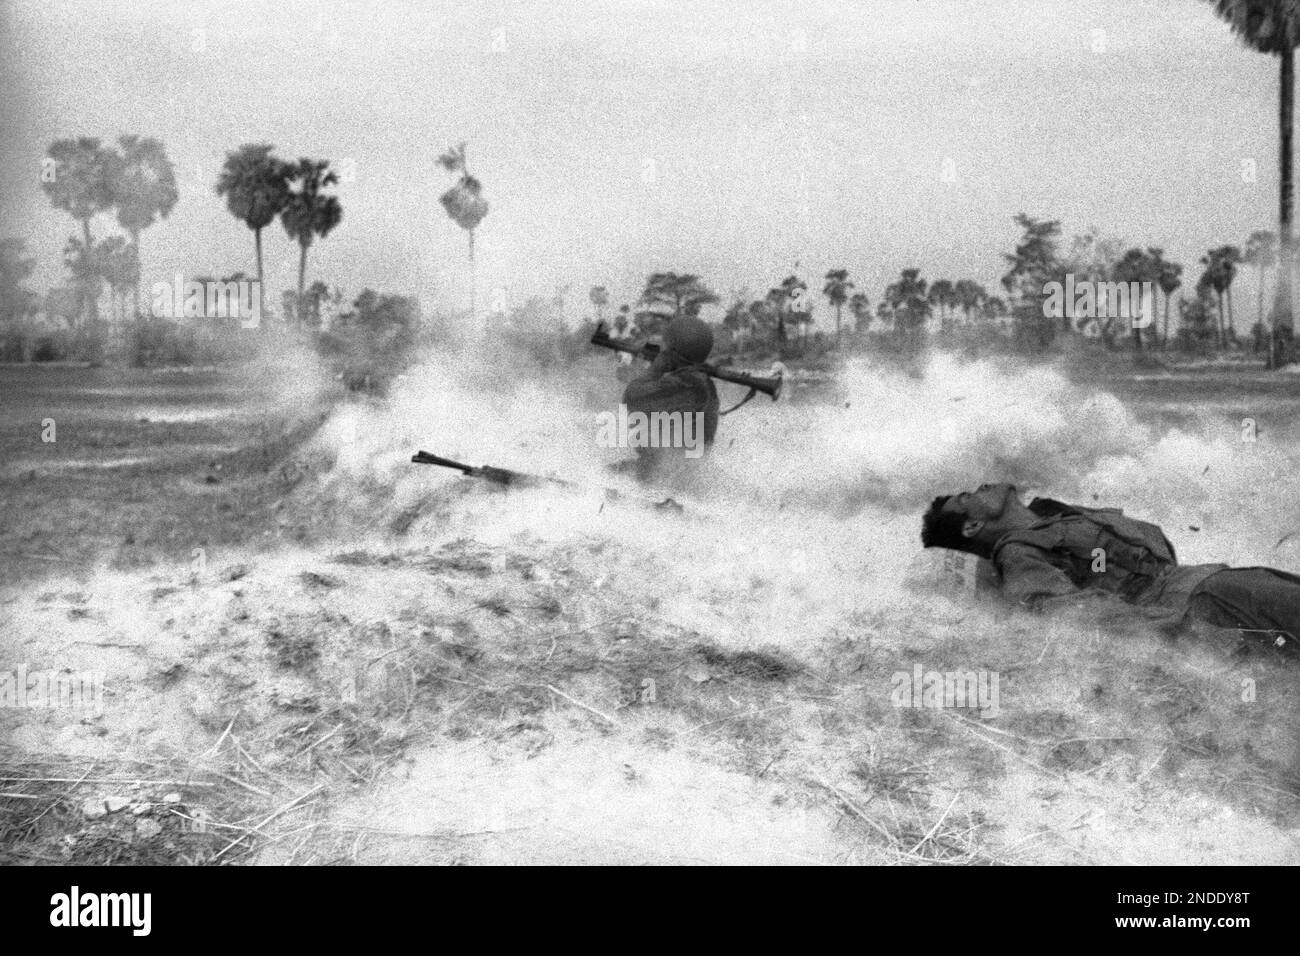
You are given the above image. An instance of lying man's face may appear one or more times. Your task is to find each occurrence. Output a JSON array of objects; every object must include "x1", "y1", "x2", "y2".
[
  {"x1": 944, "y1": 483, "x2": 1018, "y2": 524},
  {"x1": 921, "y1": 483, "x2": 1022, "y2": 557}
]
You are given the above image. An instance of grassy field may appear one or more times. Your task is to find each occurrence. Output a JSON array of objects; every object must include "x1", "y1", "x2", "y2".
[{"x1": 2, "y1": 350, "x2": 1299, "y2": 865}]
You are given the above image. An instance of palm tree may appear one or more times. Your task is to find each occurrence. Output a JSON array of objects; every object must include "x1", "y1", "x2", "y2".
[
  {"x1": 927, "y1": 279, "x2": 955, "y2": 329},
  {"x1": 1206, "y1": 1, "x2": 1300, "y2": 362},
  {"x1": 216, "y1": 144, "x2": 291, "y2": 317},
  {"x1": 849, "y1": 292, "x2": 871, "y2": 333},
  {"x1": 1201, "y1": 246, "x2": 1242, "y2": 344},
  {"x1": 42, "y1": 137, "x2": 116, "y2": 352},
  {"x1": 95, "y1": 236, "x2": 140, "y2": 329},
  {"x1": 953, "y1": 279, "x2": 987, "y2": 325},
  {"x1": 1113, "y1": 248, "x2": 1158, "y2": 351},
  {"x1": 1149, "y1": 248, "x2": 1183, "y2": 348},
  {"x1": 111, "y1": 135, "x2": 178, "y2": 317},
  {"x1": 279, "y1": 159, "x2": 343, "y2": 327},
  {"x1": 822, "y1": 268, "x2": 853, "y2": 343},
  {"x1": 1243, "y1": 229, "x2": 1279, "y2": 360},
  {"x1": 436, "y1": 143, "x2": 489, "y2": 324}
]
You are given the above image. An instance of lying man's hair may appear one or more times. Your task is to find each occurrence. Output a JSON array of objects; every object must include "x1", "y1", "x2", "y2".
[{"x1": 920, "y1": 495, "x2": 992, "y2": 558}]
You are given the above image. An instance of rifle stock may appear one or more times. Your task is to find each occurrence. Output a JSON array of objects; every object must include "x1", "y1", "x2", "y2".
[
  {"x1": 591, "y1": 322, "x2": 782, "y2": 401},
  {"x1": 411, "y1": 450, "x2": 682, "y2": 512}
]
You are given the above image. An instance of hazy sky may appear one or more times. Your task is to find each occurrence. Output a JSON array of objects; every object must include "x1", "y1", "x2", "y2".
[{"x1": 0, "y1": 0, "x2": 1280, "y2": 323}]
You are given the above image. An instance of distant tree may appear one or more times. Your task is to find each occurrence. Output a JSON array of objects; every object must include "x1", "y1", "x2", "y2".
[
  {"x1": 0, "y1": 239, "x2": 37, "y2": 328},
  {"x1": 1177, "y1": 284, "x2": 1220, "y2": 354},
  {"x1": 1001, "y1": 214, "x2": 1063, "y2": 312},
  {"x1": 279, "y1": 158, "x2": 343, "y2": 326},
  {"x1": 1205, "y1": 0, "x2": 1300, "y2": 362},
  {"x1": 765, "y1": 274, "x2": 810, "y2": 346},
  {"x1": 589, "y1": 285, "x2": 609, "y2": 325},
  {"x1": 1243, "y1": 229, "x2": 1279, "y2": 362},
  {"x1": 822, "y1": 268, "x2": 854, "y2": 343},
  {"x1": 875, "y1": 300, "x2": 894, "y2": 330},
  {"x1": 1112, "y1": 248, "x2": 1160, "y2": 351},
  {"x1": 1144, "y1": 247, "x2": 1182, "y2": 348},
  {"x1": 95, "y1": 236, "x2": 141, "y2": 327},
  {"x1": 884, "y1": 268, "x2": 929, "y2": 340},
  {"x1": 42, "y1": 137, "x2": 117, "y2": 352},
  {"x1": 60, "y1": 238, "x2": 101, "y2": 335},
  {"x1": 110, "y1": 135, "x2": 178, "y2": 316},
  {"x1": 982, "y1": 295, "x2": 1008, "y2": 322},
  {"x1": 436, "y1": 142, "x2": 489, "y2": 322},
  {"x1": 927, "y1": 279, "x2": 956, "y2": 329},
  {"x1": 0, "y1": 240, "x2": 38, "y2": 361},
  {"x1": 953, "y1": 279, "x2": 987, "y2": 325},
  {"x1": 1201, "y1": 246, "x2": 1243, "y2": 345},
  {"x1": 215, "y1": 144, "x2": 291, "y2": 317},
  {"x1": 640, "y1": 272, "x2": 719, "y2": 321},
  {"x1": 849, "y1": 291, "x2": 871, "y2": 332}
]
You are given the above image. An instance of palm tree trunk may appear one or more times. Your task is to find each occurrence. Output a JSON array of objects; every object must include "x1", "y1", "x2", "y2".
[
  {"x1": 1257, "y1": 262, "x2": 1266, "y2": 333},
  {"x1": 130, "y1": 228, "x2": 141, "y2": 319},
  {"x1": 296, "y1": 241, "x2": 308, "y2": 329},
  {"x1": 1276, "y1": 43, "x2": 1295, "y2": 367},
  {"x1": 468, "y1": 228, "x2": 476, "y2": 327},
  {"x1": 80, "y1": 218, "x2": 102, "y2": 363},
  {"x1": 254, "y1": 227, "x2": 265, "y2": 323},
  {"x1": 1162, "y1": 292, "x2": 1171, "y2": 349}
]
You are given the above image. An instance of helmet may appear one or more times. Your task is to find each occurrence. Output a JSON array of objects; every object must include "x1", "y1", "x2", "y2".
[{"x1": 664, "y1": 315, "x2": 713, "y2": 363}]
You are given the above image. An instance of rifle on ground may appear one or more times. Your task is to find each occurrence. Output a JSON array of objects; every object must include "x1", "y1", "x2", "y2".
[
  {"x1": 411, "y1": 450, "x2": 683, "y2": 512},
  {"x1": 591, "y1": 321, "x2": 783, "y2": 412}
]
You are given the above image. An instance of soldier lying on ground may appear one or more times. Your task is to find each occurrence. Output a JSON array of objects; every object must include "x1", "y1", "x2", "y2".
[{"x1": 920, "y1": 483, "x2": 1300, "y2": 655}]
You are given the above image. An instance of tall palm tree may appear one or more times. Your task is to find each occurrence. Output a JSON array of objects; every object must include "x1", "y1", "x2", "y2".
[
  {"x1": 436, "y1": 143, "x2": 489, "y2": 324},
  {"x1": 216, "y1": 144, "x2": 291, "y2": 317},
  {"x1": 42, "y1": 137, "x2": 116, "y2": 352},
  {"x1": 111, "y1": 135, "x2": 178, "y2": 317},
  {"x1": 822, "y1": 268, "x2": 853, "y2": 343},
  {"x1": 279, "y1": 159, "x2": 343, "y2": 327},
  {"x1": 1206, "y1": 1, "x2": 1300, "y2": 362},
  {"x1": 1243, "y1": 229, "x2": 1279, "y2": 360},
  {"x1": 1114, "y1": 248, "x2": 1157, "y2": 351},
  {"x1": 1202, "y1": 245, "x2": 1243, "y2": 344},
  {"x1": 1148, "y1": 248, "x2": 1183, "y2": 348}
]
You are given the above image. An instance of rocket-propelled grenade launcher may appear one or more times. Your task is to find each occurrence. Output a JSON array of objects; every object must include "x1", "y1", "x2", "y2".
[{"x1": 590, "y1": 321, "x2": 783, "y2": 406}]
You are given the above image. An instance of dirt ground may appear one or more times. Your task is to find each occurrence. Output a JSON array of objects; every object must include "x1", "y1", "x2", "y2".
[{"x1": 2, "y1": 351, "x2": 1300, "y2": 865}]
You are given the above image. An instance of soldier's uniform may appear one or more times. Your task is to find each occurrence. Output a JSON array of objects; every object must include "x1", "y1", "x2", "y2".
[
  {"x1": 619, "y1": 317, "x2": 720, "y2": 482},
  {"x1": 989, "y1": 498, "x2": 1300, "y2": 651}
]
